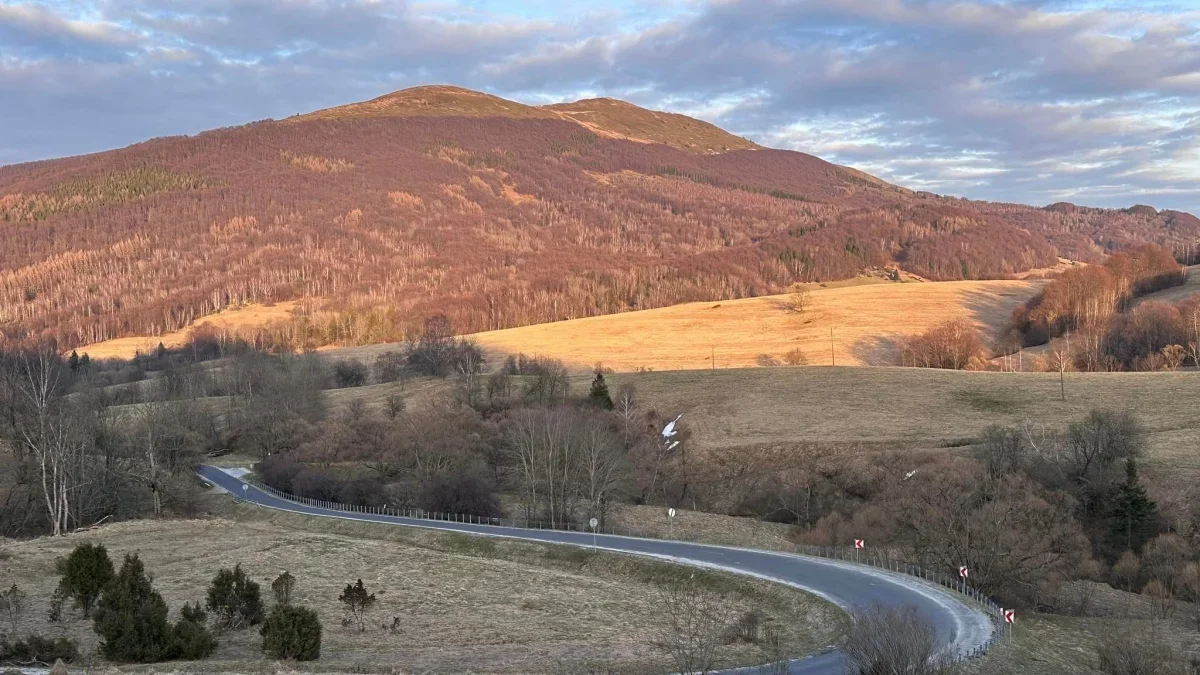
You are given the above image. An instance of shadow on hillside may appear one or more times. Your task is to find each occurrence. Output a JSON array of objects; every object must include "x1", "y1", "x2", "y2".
[
  {"x1": 849, "y1": 286, "x2": 1034, "y2": 366},
  {"x1": 851, "y1": 336, "x2": 899, "y2": 366}
]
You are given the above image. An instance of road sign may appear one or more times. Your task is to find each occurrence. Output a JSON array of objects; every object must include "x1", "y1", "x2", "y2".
[
  {"x1": 668, "y1": 508, "x2": 676, "y2": 518},
  {"x1": 1003, "y1": 610, "x2": 1015, "y2": 624},
  {"x1": 589, "y1": 518, "x2": 598, "y2": 529},
  {"x1": 854, "y1": 539, "x2": 864, "y2": 549},
  {"x1": 959, "y1": 566, "x2": 969, "y2": 579}
]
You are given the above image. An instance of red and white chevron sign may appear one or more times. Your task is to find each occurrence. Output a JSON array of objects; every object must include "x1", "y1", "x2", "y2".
[
  {"x1": 854, "y1": 539, "x2": 864, "y2": 549},
  {"x1": 1003, "y1": 609, "x2": 1015, "y2": 624},
  {"x1": 959, "y1": 566, "x2": 969, "y2": 579}
]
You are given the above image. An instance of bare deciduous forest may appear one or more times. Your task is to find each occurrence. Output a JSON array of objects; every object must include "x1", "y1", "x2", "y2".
[{"x1": 1, "y1": 89, "x2": 1197, "y2": 351}]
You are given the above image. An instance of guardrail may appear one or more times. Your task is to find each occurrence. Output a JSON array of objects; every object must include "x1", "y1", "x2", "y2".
[{"x1": 234, "y1": 476, "x2": 1011, "y2": 660}]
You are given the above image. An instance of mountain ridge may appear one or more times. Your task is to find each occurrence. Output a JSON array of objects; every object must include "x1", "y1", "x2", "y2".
[{"x1": 0, "y1": 85, "x2": 1195, "y2": 351}]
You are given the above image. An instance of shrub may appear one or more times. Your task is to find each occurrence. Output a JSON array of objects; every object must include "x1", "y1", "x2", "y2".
[
  {"x1": 374, "y1": 351, "x2": 407, "y2": 384},
  {"x1": 895, "y1": 318, "x2": 986, "y2": 369},
  {"x1": 57, "y1": 542, "x2": 114, "y2": 617},
  {"x1": 0, "y1": 635, "x2": 80, "y2": 664},
  {"x1": 272, "y1": 572, "x2": 295, "y2": 607},
  {"x1": 205, "y1": 564, "x2": 264, "y2": 629},
  {"x1": 0, "y1": 585, "x2": 26, "y2": 633},
  {"x1": 258, "y1": 453, "x2": 304, "y2": 493},
  {"x1": 842, "y1": 604, "x2": 955, "y2": 675},
  {"x1": 172, "y1": 603, "x2": 216, "y2": 660},
  {"x1": 419, "y1": 468, "x2": 502, "y2": 517},
  {"x1": 261, "y1": 605, "x2": 322, "y2": 661},
  {"x1": 93, "y1": 554, "x2": 175, "y2": 663},
  {"x1": 332, "y1": 359, "x2": 368, "y2": 388}
]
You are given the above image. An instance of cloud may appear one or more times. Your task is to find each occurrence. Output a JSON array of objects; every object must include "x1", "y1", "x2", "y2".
[{"x1": 0, "y1": 0, "x2": 1197, "y2": 211}]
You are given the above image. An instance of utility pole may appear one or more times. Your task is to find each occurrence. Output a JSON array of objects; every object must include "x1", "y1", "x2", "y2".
[{"x1": 830, "y1": 327, "x2": 836, "y2": 366}]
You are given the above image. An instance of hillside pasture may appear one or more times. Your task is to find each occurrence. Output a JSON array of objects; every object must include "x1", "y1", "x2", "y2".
[{"x1": 332, "y1": 278, "x2": 1045, "y2": 372}]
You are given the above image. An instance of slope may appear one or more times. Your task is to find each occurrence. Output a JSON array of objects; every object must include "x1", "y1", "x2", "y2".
[
  {"x1": 335, "y1": 277, "x2": 1045, "y2": 372},
  {"x1": 2, "y1": 86, "x2": 1197, "y2": 352},
  {"x1": 546, "y1": 97, "x2": 760, "y2": 154}
]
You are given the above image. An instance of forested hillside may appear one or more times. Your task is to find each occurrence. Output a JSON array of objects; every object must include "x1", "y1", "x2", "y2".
[{"x1": 1, "y1": 86, "x2": 1196, "y2": 351}]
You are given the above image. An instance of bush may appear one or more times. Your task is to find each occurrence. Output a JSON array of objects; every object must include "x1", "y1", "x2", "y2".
[
  {"x1": 93, "y1": 554, "x2": 175, "y2": 663},
  {"x1": 842, "y1": 604, "x2": 955, "y2": 675},
  {"x1": 261, "y1": 605, "x2": 321, "y2": 661},
  {"x1": 258, "y1": 453, "x2": 304, "y2": 493},
  {"x1": 57, "y1": 542, "x2": 114, "y2": 617},
  {"x1": 272, "y1": 572, "x2": 295, "y2": 607},
  {"x1": 332, "y1": 359, "x2": 368, "y2": 388},
  {"x1": 374, "y1": 351, "x2": 407, "y2": 383},
  {"x1": 172, "y1": 603, "x2": 216, "y2": 660},
  {"x1": 895, "y1": 318, "x2": 986, "y2": 369},
  {"x1": 206, "y1": 564, "x2": 264, "y2": 629},
  {"x1": 0, "y1": 634, "x2": 80, "y2": 664},
  {"x1": 419, "y1": 468, "x2": 502, "y2": 517}
]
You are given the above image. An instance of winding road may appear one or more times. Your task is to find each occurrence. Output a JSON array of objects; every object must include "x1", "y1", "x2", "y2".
[{"x1": 198, "y1": 465, "x2": 993, "y2": 674}]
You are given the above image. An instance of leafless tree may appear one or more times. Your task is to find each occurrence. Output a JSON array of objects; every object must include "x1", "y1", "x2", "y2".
[
  {"x1": 10, "y1": 347, "x2": 81, "y2": 535},
  {"x1": 650, "y1": 574, "x2": 735, "y2": 675}
]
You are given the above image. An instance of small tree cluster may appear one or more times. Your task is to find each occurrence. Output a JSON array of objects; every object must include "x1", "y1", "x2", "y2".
[
  {"x1": 92, "y1": 553, "x2": 215, "y2": 663},
  {"x1": 895, "y1": 318, "x2": 987, "y2": 369}
]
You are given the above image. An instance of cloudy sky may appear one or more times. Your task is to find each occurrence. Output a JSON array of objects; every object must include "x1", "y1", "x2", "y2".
[{"x1": 2, "y1": 0, "x2": 1198, "y2": 211}]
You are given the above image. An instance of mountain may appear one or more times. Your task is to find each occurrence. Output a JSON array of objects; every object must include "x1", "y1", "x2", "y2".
[{"x1": 0, "y1": 85, "x2": 1196, "y2": 351}]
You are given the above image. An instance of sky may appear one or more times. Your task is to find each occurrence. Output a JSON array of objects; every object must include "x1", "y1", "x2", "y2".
[{"x1": 2, "y1": 0, "x2": 1199, "y2": 211}]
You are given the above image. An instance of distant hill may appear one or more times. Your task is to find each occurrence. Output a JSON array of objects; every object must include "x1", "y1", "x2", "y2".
[{"x1": 0, "y1": 85, "x2": 1196, "y2": 351}]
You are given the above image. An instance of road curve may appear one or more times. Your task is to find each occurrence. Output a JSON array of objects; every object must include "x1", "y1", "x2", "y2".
[{"x1": 198, "y1": 465, "x2": 992, "y2": 674}]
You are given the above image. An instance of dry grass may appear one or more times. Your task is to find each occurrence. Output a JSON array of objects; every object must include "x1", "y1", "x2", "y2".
[
  {"x1": 293, "y1": 85, "x2": 562, "y2": 123},
  {"x1": 331, "y1": 278, "x2": 1043, "y2": 373},
  {"x1": 1132, "y1": 264, "x2": 1200, "y2": 306},
  {"x1": 78, "y1": 302, "x2": 302, "y2": 360},
  {"x1": 545, "y1": 98, "x2": 759, "y2": 154},
  {"x1": 1, "y1": 512, "x2": 843, "y2": 674}
]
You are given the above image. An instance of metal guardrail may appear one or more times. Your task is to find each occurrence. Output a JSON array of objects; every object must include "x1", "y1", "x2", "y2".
[{"x1": 237, "y1": 476, "x2": 1011, "y2": 661}]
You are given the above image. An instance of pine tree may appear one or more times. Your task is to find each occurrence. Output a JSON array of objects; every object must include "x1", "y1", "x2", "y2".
[
  {"x1": 1108, "y1": 458, "x2": 1159, "y2": 554},
  {"x1": 67, "y1": 350, "x2": 80, "y2": 372},
  {"x1": 588, "y1": 371, "x2": 614, "y2": 410},
  {"x1": 93, "y1": 554, "x2": 174, "y2": 662}
]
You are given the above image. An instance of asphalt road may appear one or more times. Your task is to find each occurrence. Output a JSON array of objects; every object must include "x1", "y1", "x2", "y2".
[{"x1": 198, "y1": 465, "x2": 993, "y2": 674}]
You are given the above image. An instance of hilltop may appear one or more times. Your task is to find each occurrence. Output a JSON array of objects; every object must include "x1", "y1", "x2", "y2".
[{"x1": 1, "y1": 85, "x2": 1196, "y2": 351}]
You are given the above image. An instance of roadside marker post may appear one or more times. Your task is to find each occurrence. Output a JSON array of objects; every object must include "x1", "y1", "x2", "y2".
[
  {"x1": 589, "y1": 517, "x2": 599, "y2": 551},
  {"x1": 667, "y1": 508, "x2": 676, "y2": 539},
  {"x1": 854, "y1": 539, "x2": 864, "y2": 564},
  {"x1": 959, "y1": 566, "x2": 969, "y2": 593}
]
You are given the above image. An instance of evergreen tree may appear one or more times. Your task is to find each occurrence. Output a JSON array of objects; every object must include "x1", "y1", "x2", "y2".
[
  {"x1": 172, "y1": 602, "x2": 217, "y2": 660},
  {"x1": 57, "y1": 543, "x2": 114, "y2": 617},
  {"x1": 67, "y1": 350, "x2": 80, "y2": 372},
  {"x1": 205, "y1": 564, "x2": 264, "y2": 629},
  {"x1": 588, "y1": 371, "x2": 614, "y2": 410},
  {"x1": 337, "y1": 579, "x2": 375, "y2": 632},
  {"x1": 79, "y1": 353, "x2": 91, "y2": 372},
  {"x1": 1108, "y1": 458, "x2": 1159, "y2": 554},
  {"x1": 261, "y1": 605, "x2": 322, "y2": 661},
  {"x1": 93, "y1": 554, "x2": 174, "y2": 662}
]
